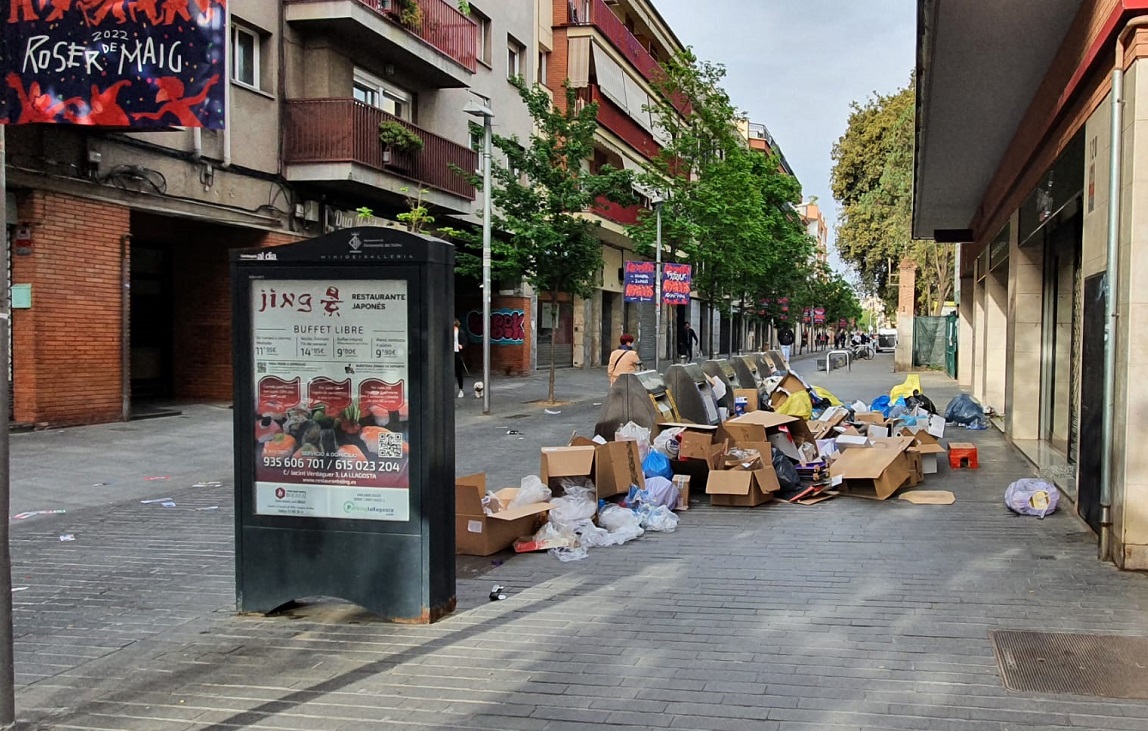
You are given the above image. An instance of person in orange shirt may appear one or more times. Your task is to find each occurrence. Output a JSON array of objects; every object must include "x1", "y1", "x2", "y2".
[{"x1": 607, "y1": 334, "x2": 642, "y2": 385}]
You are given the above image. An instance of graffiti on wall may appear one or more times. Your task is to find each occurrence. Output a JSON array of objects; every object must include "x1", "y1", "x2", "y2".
[{"x1": 466, "y1": 309, "x2": 526, "y2": 345}]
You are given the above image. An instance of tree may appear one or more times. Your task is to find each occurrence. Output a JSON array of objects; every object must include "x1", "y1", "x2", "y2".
[
  {"x1": 830, "y1": 77, "x2": 954, "y2": 315},
  {"x1": 627, "y1": 50, "x2": 812, "y2": 355},
  {"x1": 459, "y1": 78, "x2": 634, "y2": 403}
]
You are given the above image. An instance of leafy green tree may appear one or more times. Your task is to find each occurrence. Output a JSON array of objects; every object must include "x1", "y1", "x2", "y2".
[
  {"x1": 627, "y1": 50, "x2": 812, "y2": 355},
  {"x1": 830, "y1": 77, "x2": 954, "y2": 315},
  {"x1": 458, "y1": 78, "x2": 634, "y2": 402}
]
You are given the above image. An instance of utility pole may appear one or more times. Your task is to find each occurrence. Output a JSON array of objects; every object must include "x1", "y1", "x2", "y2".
[{"x1": 0, "y1": 124, "x2": 15, "y2": 727}]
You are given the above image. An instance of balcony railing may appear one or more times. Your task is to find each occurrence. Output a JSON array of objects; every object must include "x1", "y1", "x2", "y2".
[
  {"x1": 591, "y1": 195, "x2": 642, "y2": 226},
  {"x1": 288, "y1": 0, "x2": 477, "y2": 72},
  {"x1": 284, "y1": 99, "x2": 476, "y2": 200},
  {"x1": 569, "y1": 0, "x2": 689, "y2": 116},
  {"x1": 578, "y1": 84, "x2": 660, "y2": 161}
]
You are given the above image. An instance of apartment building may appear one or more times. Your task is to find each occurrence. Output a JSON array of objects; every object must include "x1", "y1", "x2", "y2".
[
  {"x1": 795, "y1": 199, "x2": 829, "y2": 265},
  {"x1": 914, "y1": 0, "x2": 1148, "y2": 567},
  {"x1": 547, "y1": 0, "x2": 686, "y2": 369},
  {"x1": 4, "y1": 0, "x2": 540, "y2": 426}
]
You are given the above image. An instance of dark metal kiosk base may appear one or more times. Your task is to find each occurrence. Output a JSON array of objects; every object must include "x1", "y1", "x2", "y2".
[{"x1": 231, "y1": 228, "x2": 455, "y2": 623}]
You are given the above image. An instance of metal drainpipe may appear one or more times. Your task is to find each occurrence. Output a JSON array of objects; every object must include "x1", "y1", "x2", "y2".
[{"x1": 1101, "y1": 16, "x2": 1148, "y2": 561}]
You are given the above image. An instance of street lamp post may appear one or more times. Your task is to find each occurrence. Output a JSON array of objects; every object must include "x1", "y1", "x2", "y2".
[
  {"x1": 654, "y1": 200, "x2": 662, "y2": 371},
  {"x1": 465, "y1": 102, "x2": 494, "y2": 415}
]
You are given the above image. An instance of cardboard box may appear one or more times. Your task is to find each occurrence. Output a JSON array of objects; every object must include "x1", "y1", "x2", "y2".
[
  {"x1": 706, "y1": 465, "x2": 780, "y2": 507},
  {"x1": 678, "y1": 432, "x2": 727, "y2": 469},
  {"x1": 829, "y1": 439, "x2": 913, "y2": 500},
  {"x1": 722, "y1": 411, "x2": 817, "y2": 461},
  {"x1": 456, "y1": 474, "x2": 553, "y2": 556},
  {"x1": 672, "y1": 474, "x2": 691, "y2": 511},
  {"x1": 835, "y1": 434, "x2": 871, "y2": 450},
  {"x1": 732, "y1": 388, "x2": 760, "y2": 414},
  {"x1": 724, "y1": 443, "x2": 766, "y2": 470},
  {"x1": 559, "y1": 439, "x2": 647, "y2": 500},
  {"x1": 768, "y1": 373, "x2": 807, "y2": 410},
  {"x1": 904, "y1": 449, "x2": 923, "y2": 487},
  {"x1": 899, "y1": 427, "x2": 947, "y2": 474}
]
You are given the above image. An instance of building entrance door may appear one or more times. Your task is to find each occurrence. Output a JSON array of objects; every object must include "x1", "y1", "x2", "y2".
[{"x1": 129, "y1": 243, "x2": 174, "y2": 400}]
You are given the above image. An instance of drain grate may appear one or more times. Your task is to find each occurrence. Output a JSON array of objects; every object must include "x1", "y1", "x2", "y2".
[{"x1": 992, "y1": 630, "x2": 1148, "y2": 699}]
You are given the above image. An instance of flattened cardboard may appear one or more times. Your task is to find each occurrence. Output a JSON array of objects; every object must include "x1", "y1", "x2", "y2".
[
  {"x1": 456, "y1": 474, "x2": 554, "y2": 556},
  {"x1": 566, "y1": 438, "x2": 646, "y2": 499},
  {"x1": 706, "y1": 465, "x2": 778, "y2": 507},
  {"x1": 899, "y1": 490, "x2": 955, "y2": 505},
  {"x1": 905, "y1": 449, "x2": 923, "y2": 487},
  {"x1": 829, "y1": 446, "x2": 912, "y2": 500}
]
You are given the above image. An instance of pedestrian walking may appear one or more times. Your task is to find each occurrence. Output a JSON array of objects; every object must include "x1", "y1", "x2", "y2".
[
  {"x1": 680, "y1": 322, "x2": 700, "y2": 361},
  {"x1": 608, "y1": 334, "x2": 642, "y2": 386},
  {"x1": 453, "y1": 319, "x2": 467, "y2": 398},
  {"x1": 778, "y1": 326, "x2": 794, "y2": 364}
]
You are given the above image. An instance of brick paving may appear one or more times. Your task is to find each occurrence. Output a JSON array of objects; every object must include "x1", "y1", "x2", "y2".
[{"x1": 10, "y1": 354, "x2": 1148, "y2": 730}]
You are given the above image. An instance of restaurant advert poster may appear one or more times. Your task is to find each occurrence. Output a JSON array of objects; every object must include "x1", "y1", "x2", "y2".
[{"x1": 252, "y1": 279, "x2": 411, "y2": 522}]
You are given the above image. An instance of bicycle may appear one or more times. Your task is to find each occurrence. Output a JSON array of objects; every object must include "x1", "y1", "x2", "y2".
[{"x1": 851, "y1": 342, "x2": 875, "y2": 360}]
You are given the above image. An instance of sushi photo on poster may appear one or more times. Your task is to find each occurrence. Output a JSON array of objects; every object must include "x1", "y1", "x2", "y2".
[{"x1": 250, "y1": 279, "x2": 411, "y2": 521}]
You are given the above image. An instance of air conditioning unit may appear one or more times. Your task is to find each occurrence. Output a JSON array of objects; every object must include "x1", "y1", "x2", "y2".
[{"x1": 295, "y1": 200, "x2": 321, "y2": 223}]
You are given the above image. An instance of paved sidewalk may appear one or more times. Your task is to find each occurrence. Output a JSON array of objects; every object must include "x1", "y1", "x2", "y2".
[{"x1": 11, "y1": 354, "x2": 1148, "y2": 730}]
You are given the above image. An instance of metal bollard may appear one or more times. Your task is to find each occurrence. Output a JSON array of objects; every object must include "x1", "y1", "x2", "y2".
[{"x1": 826, "y1": 349, "x2": 851, "y2": 375}]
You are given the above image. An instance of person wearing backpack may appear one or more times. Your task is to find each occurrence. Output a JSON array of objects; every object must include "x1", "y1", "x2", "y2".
[{"x1": 778, "y1": 326, "x2": 795, "y2": 363}]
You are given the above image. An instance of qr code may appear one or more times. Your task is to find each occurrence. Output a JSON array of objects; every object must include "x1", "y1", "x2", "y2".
[{"x1": 377, "y1": 432, "x2": 404, "y2": 459}]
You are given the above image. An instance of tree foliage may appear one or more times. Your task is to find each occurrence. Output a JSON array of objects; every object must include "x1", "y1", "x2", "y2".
[
  {"x1": 458, "y1": 78, "x2": 634, "y2": 401},
  {"x1": 626, "y1": 50, "x2": 815, "y2": 350},
  {"x1": 830, "y1": 77, "x2": 953, "y2": 315}
]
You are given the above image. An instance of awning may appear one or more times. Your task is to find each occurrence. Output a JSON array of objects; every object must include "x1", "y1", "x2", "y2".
[
  {"x1": 622, "y1": 73, "x2": 653, "y2": 131},
  {"x1": 567, "y1": 36, "x2": 590, "y2": 88},
  {"x1": 592, "y1": 42, "x2": 628, "y2": 112}
]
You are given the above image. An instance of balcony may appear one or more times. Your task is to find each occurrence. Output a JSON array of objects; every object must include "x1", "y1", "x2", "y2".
[
  {"x1": 568, "y1": 0, "x2": 689, "y2": 115},
  {"x1": 578, "y1": 84, "x2": 660, "y2": 161},
  {"x1": 591, "y1": 195, "x2": 642, "y2": 226},
  {"x1": 284, "y1": 99, "x2": 476, "y2": 207},
  {"x1": 285, "y1": 0, "x2": 476, "y2": 87}
]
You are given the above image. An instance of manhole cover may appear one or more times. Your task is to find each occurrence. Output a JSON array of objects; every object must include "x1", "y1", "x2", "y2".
[{"x1": 991, "y1": 630, "x2": 1148, "y2": 698}]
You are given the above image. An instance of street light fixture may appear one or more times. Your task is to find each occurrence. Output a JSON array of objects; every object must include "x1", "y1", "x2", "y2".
[{"x1": 464, "y1": 101, "x2": 495, "y2": 415}]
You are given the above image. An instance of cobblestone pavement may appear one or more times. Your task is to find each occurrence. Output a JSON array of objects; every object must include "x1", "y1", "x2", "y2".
[{"x1": 11, "y1": 354, "x2": 1148, "y2": 730}]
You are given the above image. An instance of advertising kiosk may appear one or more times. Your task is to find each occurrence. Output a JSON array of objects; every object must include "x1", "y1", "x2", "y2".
[{"x1": 231, "y1": 228, "x2": 455, "y2": 622}]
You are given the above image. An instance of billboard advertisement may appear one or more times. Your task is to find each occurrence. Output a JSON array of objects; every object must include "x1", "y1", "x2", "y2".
[
  {"x1": 662, "y1": 262, "x2": 691, "y2": 305},
  {"x1": 2, "y1": 0, "x2": 227, "y2": 128},
  {"x1": 623, "y1": 260, "x2": 655, "y2": 303},
  {"x1": 252, "y1": 279, "x2": 411, "y2": 522}
]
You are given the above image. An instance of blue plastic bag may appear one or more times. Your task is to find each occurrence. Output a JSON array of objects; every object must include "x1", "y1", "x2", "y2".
[
  {"x1": 642, "y1": 449, "x2": 673, "y2": 480},
  {"x1": 870, "y1": 395, "x2": 891, "y2": 415}
]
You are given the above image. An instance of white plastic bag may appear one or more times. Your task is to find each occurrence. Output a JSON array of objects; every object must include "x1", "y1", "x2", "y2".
[
  {"x1": 548, "y1": 482, "x2": 597, "y2": 531},
  {"x1": 598, "y1": 504, "x2": 644, "y2": 544},
  {"x1": 508, "y1": 474, "x2": 551, "y2": 509},
  {"x1": 640, "y1": 476, "x2": 678, "y2": 510},
  {"x1": 639, "y1": 505, "x2": 679, "y2": 532},
  {"x1": 615, "y1": 421, "x2": 652, "y2": 461},
  {"x1": 653, "y1": 427, "x2": 685, "y2": 458},
  {"x1": 550, "y1": 546, "x2": 589, "y2": 561}
]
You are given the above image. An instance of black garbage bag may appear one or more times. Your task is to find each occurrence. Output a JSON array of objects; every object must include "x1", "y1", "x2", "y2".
[
  {"x1": 906, "y1": 390, "x2": 938, "y2": 415},
  {"x1": 944, "y1": 393, "x2": 986, "y2": 427},
  {"x1": 771, "y1": 447, "x2": 802, "y2": 499}
]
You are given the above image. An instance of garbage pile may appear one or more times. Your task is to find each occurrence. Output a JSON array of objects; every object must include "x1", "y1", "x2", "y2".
[{"x1": 456, "y1": 356, "x2": 980, "y2": 561}]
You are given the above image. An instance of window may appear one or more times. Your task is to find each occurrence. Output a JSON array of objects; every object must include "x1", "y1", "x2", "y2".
[
  {"x1": 537, "y1": 48, "x2": 550, "y2": 88},
  {"x1": 231, "y1": 25, "x2": 259, "y2": 89},
  {"x1": 472, "y1": 7, "x2": 491, "y2": 65},
  {"x1": 507, "y1": 36, "x2": 524, "y2": 82},
  {"x1": 353, "y1": 69, "x2": 414, "y2": 121}
]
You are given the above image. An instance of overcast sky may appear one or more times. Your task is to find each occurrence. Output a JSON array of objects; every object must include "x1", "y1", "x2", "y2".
[{"x1": 655, "y1": 1, "x2": 917, "y2": 275}]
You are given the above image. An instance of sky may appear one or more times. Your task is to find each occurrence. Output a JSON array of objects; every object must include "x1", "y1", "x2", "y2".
[{"x1": 654, "y1": 1, "x2": 918, "y2": 277}]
